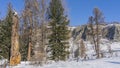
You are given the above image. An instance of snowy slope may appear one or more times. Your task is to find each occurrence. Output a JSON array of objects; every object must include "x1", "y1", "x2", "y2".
[{"x1": 69, "y1": 38, "x2": 120, "y2": 60}]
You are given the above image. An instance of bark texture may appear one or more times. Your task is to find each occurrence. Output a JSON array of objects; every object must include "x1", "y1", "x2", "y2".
[{"x1": 10, "y1": 15, "x2": 21, "y2": 66}]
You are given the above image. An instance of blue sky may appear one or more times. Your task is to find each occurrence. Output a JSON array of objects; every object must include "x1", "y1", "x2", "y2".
[
  {"x1": 0, "y1": 0, "x2": 120, "y2": 26},
  {"x1": 0, "y1": 0, "x2": 24, "y2": 18}
]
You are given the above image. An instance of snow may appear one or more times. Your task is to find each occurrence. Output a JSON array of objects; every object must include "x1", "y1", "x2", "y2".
[
  {"x1": 68, "y1": 26, "x2": 76, "y2": 31},
  {"x1": 0, "y1": 59, "x2": 7, "y2": 65},
  {"x1": 105, "y1": 24, "x2": 114, "y2": 27},
  {"x1": 5, "y1": 57, "x2": 120, "y2": 68}
]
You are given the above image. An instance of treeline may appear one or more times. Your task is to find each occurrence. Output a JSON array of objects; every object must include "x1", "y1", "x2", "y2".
[{"x1": 0, "y1": 0, "x2": 70, "y2": 65}]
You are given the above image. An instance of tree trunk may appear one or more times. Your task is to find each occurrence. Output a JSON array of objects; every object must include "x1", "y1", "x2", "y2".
[
  {"x1": 10, "y1": 15, "x2": 21, "y2": 66},
  {"x1": 96, "y1": 18, "x2": 100, "y2": 59},
  {"x1": 27, "y1": 41, "x2": 32, "y2": 61}
]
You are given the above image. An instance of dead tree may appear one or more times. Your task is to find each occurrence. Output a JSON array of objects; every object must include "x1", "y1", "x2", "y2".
[
  {"x1": 79, "y1": 39, "x2": 86, "y2": 60},
  {"x1": 88, "y1": 8, "x2": 104, "y2": 59},
  {"x1": 93, "y1": 8, "x2": 104, "y2": 58},
  {"x1": 21, "y1": 0, "x2": 34, "y2": 61},
  {"x1": 89, "y1": 16, "x2": 97, "y2": 54},
  {"x1": 22, "y1": 0, "x2": 47, "y2": 64},
  {"x1": 10, "y1": 12, "x2": 21, "y2": 66}
]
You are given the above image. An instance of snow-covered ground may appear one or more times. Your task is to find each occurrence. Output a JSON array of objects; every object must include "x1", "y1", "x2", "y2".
[
  {"x1": 39, "y1": 57, "x2": 120, "y2": 68},
  {"x1": 5, "y1": 57, "x2": 120, "y2": 68}
]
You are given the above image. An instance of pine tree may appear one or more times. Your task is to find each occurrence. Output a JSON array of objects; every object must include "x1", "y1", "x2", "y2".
[
  {"x1": 0, "y1": 3, "x2": 13, "y2": 60},
  {"x1": 48, "y1": 0, "x2": 70, "y2": 61}
]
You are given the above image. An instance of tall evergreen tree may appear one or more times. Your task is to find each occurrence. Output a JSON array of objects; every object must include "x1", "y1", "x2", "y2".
[
  {"x1": 48, "y1": 0, "x2": 70, "y2": 61},
  {"x1": 0, "y1": 3, "x2": 13, "y2": 60}
]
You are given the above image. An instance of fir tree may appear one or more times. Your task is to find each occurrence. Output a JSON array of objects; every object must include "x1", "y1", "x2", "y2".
[
  {"x1": 0, "y1": 3, "x2": 13, "y2": 60},
  {"x1": 48, "y1": 0, "x2": 70, "y2": 61}
]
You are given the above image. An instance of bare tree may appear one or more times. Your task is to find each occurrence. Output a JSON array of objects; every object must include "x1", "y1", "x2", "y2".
[
  {"x1": 88, "y1": 8, "x2": 104, "y2": 59},
  {"x1": 74, "y1": 39, "x2": 86, "y2": 61},
  {"x1": 79, "y1": 39, "x2": 86, "y2": 60},
  {"x1": 74, "y1": 44, "x2": 80, "y2": 62},
  {"x1": 31, "y1": 0, "x2": 48, "y2": 64},
  {"x1": 21, "y1": 0, "x2": 35, "y2": 61},
  {"x1": 88, "y1": 16, "x2": 96, "y2": 50},
  {"x1": 108, "y1": 45, "x2": 112, "y2": 57},
  {"x1": 21, "y1": 0, "x2": 48, "y2": 65},
  {"x1": 94, "y1": 8, "x2": 104, "y2": 58}
]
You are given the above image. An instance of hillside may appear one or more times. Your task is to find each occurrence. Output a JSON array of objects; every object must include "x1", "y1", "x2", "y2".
[{"x1": 69, "y1": 23, "x2": 120, "y2": 59}]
